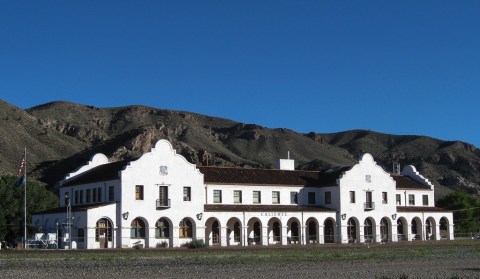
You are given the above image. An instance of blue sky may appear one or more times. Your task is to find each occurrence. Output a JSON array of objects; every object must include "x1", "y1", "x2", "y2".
[{"x1": 1, "y1": 1, "x2": 479, "y2": 147}]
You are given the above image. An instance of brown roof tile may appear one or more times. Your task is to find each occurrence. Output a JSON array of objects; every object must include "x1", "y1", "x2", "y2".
[
  {"x1": 61, "y1": 161, "x2": 126, "y2": 187},
  {"x1": 397, "y1": 206, "x2": 449, "y2": 212},
  {"x1": 392, "y1": 175, "x2": 430, "y2": 190}
]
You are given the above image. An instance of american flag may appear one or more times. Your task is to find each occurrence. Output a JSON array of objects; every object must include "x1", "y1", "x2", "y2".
[{"x1": 17, "y1": 156, "x2": 25, "y2": 177}]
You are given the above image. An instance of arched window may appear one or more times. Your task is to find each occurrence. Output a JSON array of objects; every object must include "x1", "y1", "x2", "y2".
[
  {"x1": 380, "y1": 218, "x2": 388, "y2": 241},
  {"x1": 291, "y1": 221, "x2": 299, "y2": 242},
  {"x1": 96, "y1": 218, "x2": 112, "y2": 241},
  {"x1": 155, "y1": 218, "x2": 170, "y2": 238},
  {"x1": 179, "y1": 218, "x2": 192, "y2": 238},
  {"x1": 233, "y1": 222, "x2": 241, "y2": 242},
  {"x1": 347, "y1": 218, "x2": 357, "y2": 242},
  {"x1": 131, "y1": 218, "x2": 145, "y2": 238}
]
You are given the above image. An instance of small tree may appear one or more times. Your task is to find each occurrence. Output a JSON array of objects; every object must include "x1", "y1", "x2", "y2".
[
  {"x1": 437, "y1": 191, "x2": 480, "y2": 234},
  {"x1": 0, "y1": 176, "x2": 58, "y2": 243}
]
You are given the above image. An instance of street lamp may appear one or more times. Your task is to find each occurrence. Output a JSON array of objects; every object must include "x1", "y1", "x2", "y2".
[{"x1": 65, "y1": 192, "x2": 72, "y2": 249}]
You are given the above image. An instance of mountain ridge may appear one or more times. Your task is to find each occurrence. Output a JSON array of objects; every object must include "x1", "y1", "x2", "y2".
[{"x1": 1, "y1": 99, "x2": 478, "y2": 200}]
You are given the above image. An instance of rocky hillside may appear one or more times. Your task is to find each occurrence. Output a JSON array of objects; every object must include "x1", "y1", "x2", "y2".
[{"x1": 1, "y1": 99, "x2": 479, "y2": 200}]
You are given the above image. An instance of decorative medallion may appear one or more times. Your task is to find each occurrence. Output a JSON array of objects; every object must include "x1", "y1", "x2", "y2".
[{"x1": 159, "y1": 165, "x2": 168, "y2": 176}]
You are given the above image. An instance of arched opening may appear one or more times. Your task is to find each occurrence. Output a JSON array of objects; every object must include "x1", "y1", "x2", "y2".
[
  {"x1": 411, "y1": 217, "x2": 422, "y2": 240},
  {"x1": 131, "y1": 218, "x2": 146, "y2": 239},
  {"x1": 212, "y1": 220, "x2": 220, "y2": 245},
  {"x1": 287, "y1": 218, "x2": 300, "y2": 244},
  {"x1": 96, "y1": 218, "x2": 113, "y2": 249},
  {"x1": 347, "y1": 218, "x2": 358, "y2": 243},
  {"x1": 226, "y1": 218, "x2": 242, "y2": 246},
  {"x1": 440, "y1": 217, "x2": 449, "y2": 239},
  {"x1": 364, "y1": 218, "x2": 374, "y2": 242},
  {"x1": 271, "y1": 221, "x2": 281, "y2": 244},
  {"x1": 397, "y1": 218, "x2": 407, "y2": 241},
  {"x1": 380, "y1": 218, "x2": 389, "y2": 242},
  {"x1": 247, "y1": 218, "x2": 262, "y2": 245},
  {"x1": 425, "y1": 217, "x2": 436, "y2": 240},
  {"x1": 324, "y1": 218, "x2": 335, "y2": 243},
  {"x1": 306, "y1": 218, "x2": 318, "y2": 244}
]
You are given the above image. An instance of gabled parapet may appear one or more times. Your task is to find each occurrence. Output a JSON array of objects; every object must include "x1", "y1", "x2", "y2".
[
  {"x1": 63, "y1": 153, "x2": 109, "y2": 182},
  {"x1": 401, "y1": 165, "x2": 434, "y2": 190}
]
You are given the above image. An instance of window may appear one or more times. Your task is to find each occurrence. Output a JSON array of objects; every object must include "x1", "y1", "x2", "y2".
[
  {"x1": 308, "y1": 192, "x2": 315, "y2": 205},
  {"x1": 365, "y1": 191, "x2": 374, "y2": 210},
  {"x1": 93, "y1": 188, "x2": 97, "y2": 203},
  {"x1": 382, "y1": 192, "x2": 388, "y2": 204},
  {"x1": 86, "y1": 189, "x2": 91, "y2": 203},
  {"x1": 409, "y1": 194, "x2": 415, "y2": 205},
  {"x1": 97, "y1": 187, "x2": 102, "y2": 202},
  {"x1": 79, "y1": 190, "x2": 83, "y2": 204},
  {"x1": 108, "y1": 186, "x2": 114, "y2": 202},
  {"x1": 179, "y1": 218, "x2": 192, "y2": 238},
  {"x1": 396, "y1": 194, "x2": 401, "y2": 205},
  {"x1": 272, "y1": 191, "x2": 280, "y2": 204},
  {"x1": 253, "y1": 191, "x2": 261, "y2": 204},
  {"x1": 350, "y1": 191, "x2": 356, "y2": 203},
  {"x1": 95, "y1": 218, "x2": 112, "y2": 242},
  {"x1": 213, "y1": 190, "x2": 222, "y2": 203},
  {"x1": 183, "y1": 187, "x2": 191, "y2": 201},
  {"x1": 135, "y1": 185, "x2": 144, "y2": 200},
  {"x1": 234, "y1": 190, "x2": 242, "y2": 203},
  {"x1": 423, "y1": 195, "x2": 429, "y2": 206},
  {"x1": 290, "y1": 192, "x2": 298, "y2": 204},
  {"x1": 130, "y1": 218, "x2": 145, "y2": 238},
  {"x1": 75, "y1": 191, "x2": 79, "y2": 204},
  {"x1": 158, "y1": 186, "x2": 169, "y2": 207},
  {"x1": 77, "y1": 228, "x2": 85, "y2": 242},
  {"x1": 325, "y1": 191, "x2": 331, "y2": 204},
  {"x1": 155, "y1": 218, "x2": 170, "y2": 238}
]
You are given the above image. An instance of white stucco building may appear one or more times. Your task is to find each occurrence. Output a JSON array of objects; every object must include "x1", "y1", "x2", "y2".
[{"x1": 32, "y1": 140, "x2": 454, "y2": 249}]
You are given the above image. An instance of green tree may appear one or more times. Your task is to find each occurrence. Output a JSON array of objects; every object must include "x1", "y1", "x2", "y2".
[
  {"x1": 437, "y1": 191, "x2": 480, "y2": 234},
  {"x1": 0, "y1": 176, "x2": 58, "y2": 244}
]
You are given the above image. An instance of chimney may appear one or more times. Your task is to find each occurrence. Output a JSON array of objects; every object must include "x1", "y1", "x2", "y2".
[{"x1": 275, "y1": 152, "x2": 295, "y2": 170}]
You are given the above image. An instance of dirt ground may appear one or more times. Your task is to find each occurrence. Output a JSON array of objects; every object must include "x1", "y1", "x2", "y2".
[{"x1": 1, "y1": 241, "x2": 479, "y2": 278}]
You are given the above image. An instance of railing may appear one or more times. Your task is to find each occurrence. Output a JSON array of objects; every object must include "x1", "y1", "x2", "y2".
[
  {"x1": 364, "y1": 202, "x2": 375, "y2": 210},
  {"x1": 156, "y1": 199, "x2": 171, "y2": 209}
]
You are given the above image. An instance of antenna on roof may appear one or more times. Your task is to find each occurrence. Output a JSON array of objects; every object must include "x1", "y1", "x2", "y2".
[{"x1": 393, "y1": 162, "x2": 400, "y2": 175}]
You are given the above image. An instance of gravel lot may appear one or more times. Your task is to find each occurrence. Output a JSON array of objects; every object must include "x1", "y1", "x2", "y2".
[{"x1": 1, "y1": 241, "x2": 479, "y2": 278}]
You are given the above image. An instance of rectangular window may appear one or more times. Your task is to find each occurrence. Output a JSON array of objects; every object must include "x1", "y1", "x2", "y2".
[
  {"x1": 213, "y1": 190, "x2": 222, "y2": 203},
  {"x1": 423, "y1": 195, "x2": 428, "y2": 206},
  {"x1": 97, "y1": 187, "x2": 102, "y2": 202},
  {"x1": 272, "y1": 191, "x2": 280, "y2": 204},
  {"x1": 158, "y1": 186, "x2": 169, "y2": 207},
  {"x1": 108, "y1": 186, "x2": 114, "y2": 202},
  {"x1": 93, "y1": 188, "x2": 97, "y2": 203},
  {"x1": 325, "y1": 191, "x2": 331, "y2": 204},
  {"x1": 234, "y1": 190, "x2": 242, "y2": 203},
  {"x1": 86, "y1": 189, "x2": 91, "y2": 203},
  {"x1": 409, "y1": 194, "x2": 415, "y2": 205},
  {"x1": 382, "y1": 192, "x2": 388, "y2": 204},
  {"x1": 290, "y1": 192, "x2": 298, "y2": 204},
  {"x1": 183, "y1": 187, "x2": 191, "y2": 201},
  {"x1": 350, "y1": 191, "x2": 356, "y2": 203},
  {"x1": 365, "y1": 191, "x2": 374, "y2": 209},
  {"x1": 75, "y1": 190, "x2": 79, "y2": 204},
  {"x1": 253, "y1": 191, "x2": 261, "y2": 204},
  {"x1": 135, "y1": 185, "x2": 144, "y2": 200},
  {"x1": 308, "y1": 192, "x2": 315, "y2": 205},
  {"x1": 396, "y1": 194, "x2": 401, "y2": 205}
]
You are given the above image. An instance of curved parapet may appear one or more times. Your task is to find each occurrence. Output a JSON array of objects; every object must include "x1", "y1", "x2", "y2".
[{"x1": 64, "y1": 153, "x2": 109, "y2": 180}]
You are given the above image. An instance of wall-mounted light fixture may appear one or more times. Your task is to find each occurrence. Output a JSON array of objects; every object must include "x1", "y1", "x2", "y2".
[
  {"x1": 196, "y1": 213, "x2": 203, "y2": 221},
  {"x1": 341, "y1": 213, "x2": 347, "y2": 220},
  {"x1": 392, "y1": 213, "x2": 397, "y2": 220},
  {"x1": 122, "y1": 212, "x2": 129, "y2": 220}
]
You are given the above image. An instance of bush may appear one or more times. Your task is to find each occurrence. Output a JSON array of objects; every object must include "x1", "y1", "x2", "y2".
[{"x1": 187, "y1": 239, "x2": 207, "y2": 249}]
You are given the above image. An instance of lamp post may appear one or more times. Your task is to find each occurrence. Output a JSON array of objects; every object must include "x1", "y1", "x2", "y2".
[{"x1": 65, "y1": 192, "x2": 72, "y2": 249}]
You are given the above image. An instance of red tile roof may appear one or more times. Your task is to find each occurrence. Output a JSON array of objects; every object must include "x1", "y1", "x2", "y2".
[
  {"x1": 397, "y1": 206, "x2": 449, "y2": 212},
  {"x1": 391, "y1": 175, "x2": 431, "y2": 190}
]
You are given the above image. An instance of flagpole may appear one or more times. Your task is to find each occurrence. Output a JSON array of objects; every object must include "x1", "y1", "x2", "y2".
[{"x1": 24, "y1": 147, "x2": 27, "y2": 249}]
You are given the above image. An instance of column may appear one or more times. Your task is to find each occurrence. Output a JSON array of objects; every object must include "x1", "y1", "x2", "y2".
[
  {"x1": 221, "y1": 226, "x2": 228, "y2": 247},
  {"x1": 301, "y1": 225, "x2": 306, "y2": 245},
  {"x1": 281, "y1": 226, "x2": 288, "y2": 245},
  {"x1": 318, "y1": 225, "x2": 324, "y2": 244},
  {"x1": 262, "y1": 226, "x2": 269, "y2": 246},
  {"x1": 242, "y1": 226, "x2": 248, "y2": 246}
]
